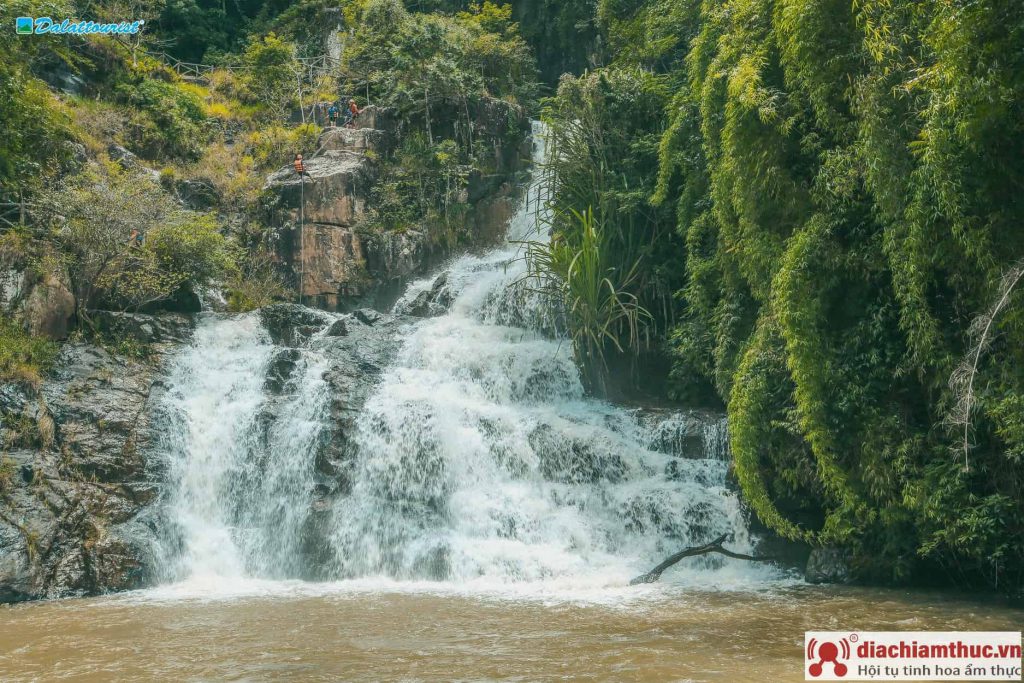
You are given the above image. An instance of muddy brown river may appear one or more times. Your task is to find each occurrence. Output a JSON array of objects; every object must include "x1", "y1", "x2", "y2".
[{"x1": 1, "y1": 581, "x2": 1020, "y2": 682}]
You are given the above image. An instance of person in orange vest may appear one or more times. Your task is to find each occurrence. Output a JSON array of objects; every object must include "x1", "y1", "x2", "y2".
[
  {"x1": 344, "y1": 98, "x2": 361, "y2": 128},
  {"x1": 293, "y1": 153, "x2": 310, "y2": 177}
]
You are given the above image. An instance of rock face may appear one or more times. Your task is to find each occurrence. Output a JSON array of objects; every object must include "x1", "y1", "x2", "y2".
[
  {"x1": 93, "y1": 311, "x2": 194, "y2": 345},
  {"x1": 22, "y1": 276, "x2": 75, "y2": 340},
  {"x1": 805, "y1": 547, "x2": 853, "y2": 584},
  {"x1": 263, "y1": 103, "x2": 527, "y2": 313},
  {"x1": 1, "y1": 268, "x2": 75, "y2": 341},
  {"x1": 251, "y1": 304, "x2": 410, "y2": 578},
  {"x1": 0, "y1": 315, "x2": 193, "y2": 602},
  {"x1": 264, "y1": 125, "x2": 378, "y2": 311}
]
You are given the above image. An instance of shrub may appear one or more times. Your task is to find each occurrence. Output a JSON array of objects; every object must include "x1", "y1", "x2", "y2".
[
  {"x1": 43, "y1": 167, "x2": 235, "y2": 320},
  {"x1": 0, "y1": 317, "x2": 58, "y2": 387},
  {"x1": 225, "y1": 248, "x2": 291, "y2": 312},
  {"x1": 117, "y1": 78, "x2": 210, "y2": 160}
]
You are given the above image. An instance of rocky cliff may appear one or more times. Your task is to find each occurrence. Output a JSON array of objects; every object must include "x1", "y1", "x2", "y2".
[
  {"x1": 263, "y1": 104, "x2": 527, "y2": 312},
  {"x1": 0, "y1": 313, "x2": 192, "y2": 602}
]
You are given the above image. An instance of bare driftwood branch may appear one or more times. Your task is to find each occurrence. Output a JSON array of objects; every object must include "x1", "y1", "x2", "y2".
[
  {"x1": 946, "y1": 260, "x2": 1024, "y2": 471},
  {"x1": 630, "y1": 534, "x2": 771, "y2": 585}
]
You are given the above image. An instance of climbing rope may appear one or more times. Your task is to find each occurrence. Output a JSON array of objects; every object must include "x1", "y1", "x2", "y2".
[{"x1": 299, "y1": 173, "x2": 305, "y2": 307}]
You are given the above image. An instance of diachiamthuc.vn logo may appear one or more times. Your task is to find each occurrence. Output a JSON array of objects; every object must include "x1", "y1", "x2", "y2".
[{"x1": 15, "y1": 17, "x2": 144, "y2": 35}]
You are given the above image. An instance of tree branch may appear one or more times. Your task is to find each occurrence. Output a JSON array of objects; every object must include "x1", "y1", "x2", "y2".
[{"x1": 629, "y1": 534, "x2": 772, "y2": 585}]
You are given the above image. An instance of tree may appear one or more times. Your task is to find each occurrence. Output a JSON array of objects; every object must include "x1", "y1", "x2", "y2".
[
  {"x1": 43, "y1": 167, "x2": 234, "y2": 324},
  {"x1": 241, "y1": 33, "x2": 299, "y2": 120}
]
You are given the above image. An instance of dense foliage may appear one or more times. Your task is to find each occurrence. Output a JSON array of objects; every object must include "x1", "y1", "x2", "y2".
[
  {"x1": 43, "y1": 167, "x2": 235, "y2": 323},
  {"x1": 343, "y1": 0, "x2": 537, "y2": 242},
  {"x1": 538, "y1": 0, "x2": 1024, "y2": 589}
]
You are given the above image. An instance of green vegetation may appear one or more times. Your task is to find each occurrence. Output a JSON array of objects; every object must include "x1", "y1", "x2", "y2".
[
  {"x1": 528, "y1": 0, "x2": 1024, "y2": 589},
  {"x1": 42, "y1": 166, "x2": 235, "y2": 325},
  {"x1": 523, "y1": 208, "x2": 651, "y2": 393},
  {"x1": 0, "y1": 0, "x2": 538, "y2": 336},
  {"x1": 0, "y1": 318, "x2": 58, "y2": 387},
  {"x1": 345, "y1": 0, "x2": 538, "y2": 244}
]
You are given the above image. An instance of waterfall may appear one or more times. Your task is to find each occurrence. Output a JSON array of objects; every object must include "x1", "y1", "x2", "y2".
[
  {"x1": 329, "y1": 126, "x2": 755, "y2": 586},
  {"x1": 155, "y1": 314, "x2": 332, "y2": 582},
  {"x1": 154, "y1": 122, "x2": 764, "y2": 592}
]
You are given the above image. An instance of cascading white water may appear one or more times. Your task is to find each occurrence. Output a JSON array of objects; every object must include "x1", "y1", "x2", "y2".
[
  {"x1": 327, "y1": 124, "x2": 759, "y2": 587},
  {"x1": 155, "y1": 122, "x2": 766, "y2": 593},
  {"x1": 155, "y1": 314, "x2": 331, "y2": 582}
]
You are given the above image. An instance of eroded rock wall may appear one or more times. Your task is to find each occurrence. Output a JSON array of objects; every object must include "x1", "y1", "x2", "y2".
[
  {"x1": 0, "y1": 314, "x2": 193, "y2": 602},
  {"x1": 263, "y1": 104, "x2": 528, "y2": 313}
]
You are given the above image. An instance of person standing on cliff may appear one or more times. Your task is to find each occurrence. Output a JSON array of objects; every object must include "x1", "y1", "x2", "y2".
[
  {"x1": 344, "y1": 99, "x2": 361, "y2": 128},
  {"x1": 327, "y1": 102, "x2": 340, "y2": 128}
]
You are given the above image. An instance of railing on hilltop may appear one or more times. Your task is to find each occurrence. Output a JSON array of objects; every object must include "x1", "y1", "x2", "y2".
[{"x1": 144, "y1": 51, "x2": 362, "y2": 85}]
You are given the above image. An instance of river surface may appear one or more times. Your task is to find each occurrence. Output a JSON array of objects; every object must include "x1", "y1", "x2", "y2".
[
  {"x1": 2, "y1": 123, "x2": 1021, "y2": 681},
  {"x1": 0, "y1": 582, "x2": 1021, "y2": 681}
]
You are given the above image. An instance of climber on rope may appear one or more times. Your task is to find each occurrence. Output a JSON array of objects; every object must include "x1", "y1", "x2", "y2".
[
  {"x1": 327, "y1": 101, "x2": 340, "y2": 128},
  {"x1": 344, "y1": 98, "x2": 361, "y2": 128},
  {"x1": 293, "y1": 153, "x2": 310, "y2": 177}
]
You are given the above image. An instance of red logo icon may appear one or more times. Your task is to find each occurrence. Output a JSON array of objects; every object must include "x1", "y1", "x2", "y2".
[{"x1": 807, "y1": 637, "x2": 850, "y2": 677}]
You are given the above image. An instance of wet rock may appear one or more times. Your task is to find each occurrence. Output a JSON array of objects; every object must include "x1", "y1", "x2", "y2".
[
  {"x1": 405, "y1": 273, "x2": 452, "y2": 318},
  {"x1": 41, "y1": 345, "x2": 153, "y2": 479},
  {"x1": 805, "y1": 547, "x2": 853, "y2": 584},
  {"x1": 633, "y1": 409, "x2": 730, "y2": 461},
  {"x1": 298, "y1": 501, "x2": 337, "y2": 580},
  {"x1": 528, "y1": 423, "x2": 629, "y2": 484},
  {"x1": 361, "y1": 228, "x2": 431, "y2": 292},
  {"x1": 0, "y1": 338, "x2": 176, "y2": 603},
  {"x1": 265, "y1": 349, "x2": 301, "y2": 394},
  {"x1": 352, "y1": 308, "x2": 382, "y2": 326},
  {"x1": 326, "y1": 319, "x2": 349, "y2": 337},
  {"x1": 259, "y1": 304, "x2": 329, "y2": 347},
  {"x1": 292, "y1": 311, "x2": 411, "y2": 571},
  {"x1": 93, "y1": 311, "x2": 195, "y2": 346}
]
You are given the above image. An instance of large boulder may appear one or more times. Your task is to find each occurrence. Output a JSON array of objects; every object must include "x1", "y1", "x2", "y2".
[
  {"x1": 264, "y1": 152, "x2": 372, "y2": 227},
  {"x1": 403, "y1": 272, "x2": 453, "y2": 318},
  {"x1": 805, "y1": 547, "x2": 853, "y2": 584},
  {"x1": 93, "y1": 311, "x2": 194, "y2": 346},
  {"x1": 174, "y1": 177, "x2": 221, "y2": 211},
  {"x1": 23, "y1": 275, "x2": 75, "y2": 340},
  {"x1": 259, "y1": 303, "x2": 330, "y2": 346},
  {"x1": 318, "y1": 127, "x2": 386, "y2": 154},
  {"x1": 354, "y1": 105, "x2": 398, "y2": 133}
]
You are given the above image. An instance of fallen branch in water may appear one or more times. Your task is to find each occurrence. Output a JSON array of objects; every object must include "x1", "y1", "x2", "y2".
[{"x1": 629, "y1": 534, "x2": 772, "y2": 585}]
